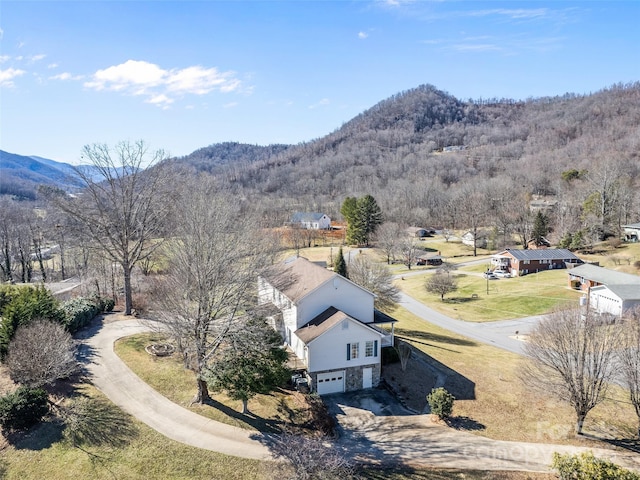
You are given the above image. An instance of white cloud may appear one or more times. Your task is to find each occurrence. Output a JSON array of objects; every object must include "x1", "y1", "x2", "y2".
[
  {"x1": 48, "y1": 63, "x2": 59, "y2": 69},
  {"x1": 0, "y1": 67, "x2": 26, "y2": 87},
  {"x1": 84, "y1": 59, "x2": 244, "y2": 107},
  {"x1": 223, "y1": 102, "x2": 238, "y2": 108},
  {"x1": 50, "y1": 72, "x2": 83, "y2": 81},
  {"x1": 358, "y1": 31, "x2": 369, "y2": 39},
  {"x1": 29, "y1": 54, "x2": 46, "y2": 63},
  {"x1": 0, "y1": 55, "x2": 9, "y2": 64},
  {"x1": 309, "y1": 98, "x2": 330, "y2": 109}
]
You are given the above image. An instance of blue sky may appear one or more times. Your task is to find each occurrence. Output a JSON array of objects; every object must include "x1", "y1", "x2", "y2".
[{"x1": 1, "y1": 1, "x2": 639, "y2": 164}]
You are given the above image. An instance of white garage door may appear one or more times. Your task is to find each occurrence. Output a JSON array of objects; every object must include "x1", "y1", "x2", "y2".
[{"x1": 316, "y1": 370, "x2": 345, "y2": 395}]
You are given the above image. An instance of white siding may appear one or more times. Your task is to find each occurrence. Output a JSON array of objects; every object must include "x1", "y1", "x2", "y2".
[
  {"x1": 296, "y1": 276, "x2": 374, "y2": 327},
  {"x1": 306, "y1": 319, "x2": 381, "y2": 372}
]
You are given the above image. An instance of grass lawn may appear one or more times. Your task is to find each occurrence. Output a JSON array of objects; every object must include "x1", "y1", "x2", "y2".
[
  {"x1": 397, "y1": 269, "x2": 582, "y2": 321},
  {"x1": 114, "y1": 333, "x2": 314, "y2": 432},
  {"x1": 0, "y1": 385, "x2": 272, "y2": 480},
  {"x1": 391, "y1": 307, "x2": 637, "y2": 446}
]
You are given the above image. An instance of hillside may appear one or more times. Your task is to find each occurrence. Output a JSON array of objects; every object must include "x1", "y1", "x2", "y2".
[
  {"x1": 0, "y1": 151, "x2": 86, "y2": 199},
  {"x1": 170, "y1": 83, "x2": 640, "y2": 228}
]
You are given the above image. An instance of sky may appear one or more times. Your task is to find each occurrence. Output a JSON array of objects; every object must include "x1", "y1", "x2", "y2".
[{"x1": 1, "y1": 1, "x2": 639, "y2": 165}]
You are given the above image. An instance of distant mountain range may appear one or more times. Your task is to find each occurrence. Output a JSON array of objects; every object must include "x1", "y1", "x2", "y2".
[
  {"x1": 3, "y1": 82, "x2": 639, "y2": 219},
  {"x1": 0, "y1": 150, "x2": 121, "y2": 200}
]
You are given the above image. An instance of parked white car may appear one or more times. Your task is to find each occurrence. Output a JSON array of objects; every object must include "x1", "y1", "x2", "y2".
[{"x1": 493, "y1": 270, "x2": 510, "y2": 278}]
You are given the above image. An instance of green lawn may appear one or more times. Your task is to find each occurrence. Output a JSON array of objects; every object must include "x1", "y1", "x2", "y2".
[
  {"x1": 397, "y1": 268, "x2": 582, "y2": 321},
  {"x1": 114, "y1": 333, "x2": 313, "y2": 432},
  {"x1": 0, "y1": 385, "x2": 272, "y2": 480}
]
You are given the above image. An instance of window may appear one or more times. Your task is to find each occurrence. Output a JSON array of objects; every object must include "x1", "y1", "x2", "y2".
[
  {"x1": 347, "y1": 342, "x2": 359, "y2": 360},
  {"x1": 365, "y1": 340, "x2": 378, "y2": 357}
]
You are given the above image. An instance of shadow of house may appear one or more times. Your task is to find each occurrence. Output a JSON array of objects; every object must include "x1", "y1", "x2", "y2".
[{"x1": 381, "y1": 336, "x2": 476, "y2": 414}]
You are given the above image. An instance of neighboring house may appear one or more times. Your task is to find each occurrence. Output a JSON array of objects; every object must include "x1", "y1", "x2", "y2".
[
  {"x1": 461, "y1": 231, "x2": 488, "y2": 249},
  {"x1": 623, "y1": 222, "x2": 640, "y2": 242},
  {"x1": 406, "y1": 227, "x2": 436, "y2": 238},
  {"x1": 258, "y1": 257, "x2": 396, "y2": 395},
  {"x1": 588, "y1": 285, "x2": 640, "y2": 317},
  {"x1": 491, "y1": 248, "x2": 583, "y2": 277},
  {"x1": 526, "y1": 237, "x2": 551, "y2": 249},
  {"x1": 416, "y1": 253, "x2": 443, "y2": 266},
  {"x1": 567, "y1": 263, "x2": 640, "y2": 291},
  {"x1": 291, "y1": 212, "x2": 331, "y2": 230}
]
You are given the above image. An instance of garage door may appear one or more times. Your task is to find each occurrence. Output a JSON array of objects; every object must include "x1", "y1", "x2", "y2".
[{"x1": 316, "y1": 370, "x2": 345, "y2": 395}]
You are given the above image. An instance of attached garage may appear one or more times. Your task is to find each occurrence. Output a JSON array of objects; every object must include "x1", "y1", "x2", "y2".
[{"x1": 316, "y1": 370, "x2": 345, "y2": 395}]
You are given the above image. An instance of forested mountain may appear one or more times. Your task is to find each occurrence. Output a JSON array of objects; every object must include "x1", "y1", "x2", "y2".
[
  {"x1": 3, "y1": 82, "x2": 640, "y2": 246},
  {"x1": 171, "y1": 83, "x2": 640, "y2": 238},
  {"x1": 0, "y1": 151, "x2": 85, "y2": 200}
]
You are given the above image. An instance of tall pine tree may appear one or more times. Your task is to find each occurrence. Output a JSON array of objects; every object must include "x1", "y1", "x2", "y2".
[{"x1": 334, "y1": 246, "x2": 348, "y2": 278}]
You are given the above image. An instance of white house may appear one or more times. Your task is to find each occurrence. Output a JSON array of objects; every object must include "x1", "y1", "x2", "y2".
[
  {"x1": 291, "y1": 212, "x2": 331, "y2": 230},
  {"x1": 588, "y1": 285, "x2": 640, "y2": 317},
  {"x1": 623, "y1": 222, "x2": 640, "y2": 242},
  {"x1": 258, "y1": 257, "x2": 396, "y2": 395}
]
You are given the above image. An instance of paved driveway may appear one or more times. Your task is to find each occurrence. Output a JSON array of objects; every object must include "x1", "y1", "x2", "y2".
[
  {"x1": 325, "y1": 389, "x2": 640, "y2": 472},
  {"x1": 78, "y1": 315, "x2": 640, "y2": 473}
]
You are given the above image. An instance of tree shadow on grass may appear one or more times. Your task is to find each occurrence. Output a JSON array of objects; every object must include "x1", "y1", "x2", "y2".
[
  {"x1": 7, "y1": 420, "x2": 64, "y2": 451},
  {"x1": 202, "y1": 397, "x2": 285, "y2": 434},
  {"x1": 582, "y1": 434, "x2": 640, "y2": 454},
  {"x1": 444, "y1": 416, "x2": 486, "y2": 432},
  {"x1": 395, "y1": 328, "x2": 477, "y2": 348}
]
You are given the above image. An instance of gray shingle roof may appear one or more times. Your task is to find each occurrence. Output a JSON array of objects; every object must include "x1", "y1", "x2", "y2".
[
  {"x1": 623, "y1": 222, "x2": 640, "y2": 229},
  {"x1": 499, "y1": 248, "x2": 582, "y2": 262},
  {"x1": 291, "y1": 212, "x2": 326, "y2": 223},
  {"x1": 569, "y1": 263, "x2": 640, "y2": 286},
  {"x1": 599, "y1": 284, "x2": 640, "y2": 301}
]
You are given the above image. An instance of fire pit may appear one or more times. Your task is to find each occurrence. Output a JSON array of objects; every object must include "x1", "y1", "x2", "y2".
[{"x1": 145, "y1": 343, "x2": 175, "y2": 357}]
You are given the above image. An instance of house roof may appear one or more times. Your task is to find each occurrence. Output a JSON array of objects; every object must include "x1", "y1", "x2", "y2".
[
  {"x1": 295, "y1": 306, "x2": 386, "y2": 344},
  {"x1": 496, "y1": 248, "x2": 582, "y2": 262},
  {"x1": 623, "y1": 222, "x2": 640, "y2": 229},
  {"x1": 265, "y1": 256, "x2": 374, "y2": 304},
  {"x1": 569, "y1": 263, "x2": 640, "y2": 286},
  {"x1": 291, "y1": 212, "x2": 328, "y2": 223},
  {"x1": 591, "y1": 284, "x2": 640, "y2": 301}
]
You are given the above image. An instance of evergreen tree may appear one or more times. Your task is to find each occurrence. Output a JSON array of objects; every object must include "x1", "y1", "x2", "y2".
[
  {"x1": 532, "y1": 211, "x2": 549, "y2": 247},
  {"x1": 342, "y1": 195, "x2": 383, "y2": 246},
  {"x1": 334, "y1": 247, "x2": 348, "y2": 278},
  {"x1": 356, "y1": 195, "x2": 383, "y2": 246}
]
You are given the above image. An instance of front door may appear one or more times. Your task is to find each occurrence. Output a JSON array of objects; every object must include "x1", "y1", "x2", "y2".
[{"x1": 362, "y1": 367, "x2": 372, "y2": 389}]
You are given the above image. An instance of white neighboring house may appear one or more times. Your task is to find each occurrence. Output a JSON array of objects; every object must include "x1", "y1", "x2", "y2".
[
  {"x1": 258, "y1": 257, "x2": 396, "y2": 395},
  {"x1": 291, "y1": 212, "x2": 331, "y2": 230},
  {"x1": 623, "y1": 222, "x2": 640, "y2": 242},
  {"x1": 588, "y1": 285, "x2": 640, "y2": 317}
]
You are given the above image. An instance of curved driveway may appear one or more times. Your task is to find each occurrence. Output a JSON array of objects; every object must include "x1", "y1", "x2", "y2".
[
  {"x1": 78, "y1": 316, "x2": 640, "y2": 472},
  {"x1": 77, "y1": 318, "x2": 272, "y2": 460}
]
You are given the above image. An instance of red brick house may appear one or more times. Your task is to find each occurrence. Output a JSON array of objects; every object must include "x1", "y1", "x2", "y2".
[{"x1": 491, "y1": 248, "x2": 583, "y2": 277}]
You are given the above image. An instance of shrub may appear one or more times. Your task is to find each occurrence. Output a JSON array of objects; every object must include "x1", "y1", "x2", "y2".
[
  {"x1": 0, "y1": 285, "x2": 63, "y2": 360},
  {"x1": 0, "y1": 386, "x2": 49, "y2": 432},
  {"x1": 427, "y1": 387, "x2": 455, "y2": 419},
  {"x1": 60, "y1": 297, "x2": 101, "y2": 333},
  {"x1": 552, "y1": 452, "x2": 640, "y2": 480}
]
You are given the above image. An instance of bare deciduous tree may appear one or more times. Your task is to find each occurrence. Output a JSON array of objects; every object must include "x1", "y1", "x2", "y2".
[
  {"x1": 347, "y1": 255, "x2": 399, "y2": 311},
  {"x1": 374, "y1": 222, "x2": 402, "y2": 264},
  {"x1": 425, "y1": 271, "x2": 458, "y2": 301},
  {"x1": 47, "y1": 140, "x2": 171, "y2": 315},
  {"x1": 152, "y1": 179, "x2": 280, "y2": 404},
  {"x1": 522, "y1": 308, "x2": 620, "y2": 434},
  {"x1": 268, "y1": 432, "x2": 357, "y2": 480},
  {"x1": 618, "y1": 306, "x2": 640, "y2": 437},
  {"x1": 6, "y1": 319, "x2": 78, "y2": 388}
]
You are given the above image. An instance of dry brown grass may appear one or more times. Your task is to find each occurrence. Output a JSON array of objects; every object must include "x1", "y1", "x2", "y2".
[{"x1": 390, "y1": 307, "x2": 637, "y2": 447}]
